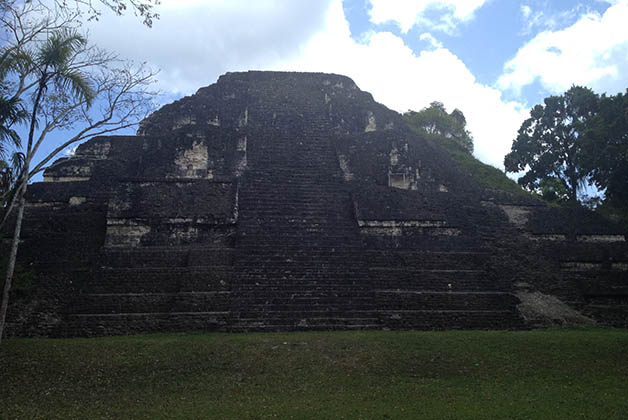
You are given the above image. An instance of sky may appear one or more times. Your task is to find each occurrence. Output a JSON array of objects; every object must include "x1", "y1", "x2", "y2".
[{"x1": 76, "y1": 0, "x2": 628, "y2": 172}]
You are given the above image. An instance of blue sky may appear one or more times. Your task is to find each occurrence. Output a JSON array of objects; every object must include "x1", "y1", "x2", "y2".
[{"x1": 36, "y1": 0, "x2": 628, "y2": 174}]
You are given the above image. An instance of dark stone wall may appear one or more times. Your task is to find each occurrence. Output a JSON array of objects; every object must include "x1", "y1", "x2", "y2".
[{"x1": 3, "y1": 71, "x2": 627, "y2": 337}]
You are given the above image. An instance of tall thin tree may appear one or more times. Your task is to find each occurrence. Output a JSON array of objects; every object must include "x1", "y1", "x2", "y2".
[
  {"x1": 0, "y1": 3, "x2": 157, "y2": 342},
  {"x1": 0, "y1": 30, "x2": 94, "y2": 342}
]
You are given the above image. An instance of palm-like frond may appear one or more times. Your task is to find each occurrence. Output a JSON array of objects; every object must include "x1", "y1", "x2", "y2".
[
  {"x1": 0, "y1": 95, "x2": 27, "y2": 158},
  {"x1": 37, "y1": 29, "x2": 86, "y2": 70},
  {"x1": 55, "y1": 68, "x2": 95, "y2": 105},
  {"x1": 10, "y1": 151, "x2": 25, "y2": 173},
  {"x1": 0, "y1": 48, "x2": 34, "y2": 81},
  {"x1": 0, "y1": 152, "x2": 24, "y2": 196},
  {"x1": 37, "y1": 29, "x2": 94, "y2": 107}
]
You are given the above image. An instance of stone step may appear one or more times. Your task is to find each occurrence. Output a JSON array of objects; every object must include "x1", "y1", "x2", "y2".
[
  {"x1": 235, "y1": 246, "x2": 365, "y2": 253},
  {"x1": 233, "y1": 294, "x2": 375, "y2": 304},
  {"x1": 68, "y1": 291, "x2": 232, "y2": 314},
  {"x1": 375, "y1": 290, "x2": 520, "y2": 311},
  {"x1": 19, "y1": 234, "x2": 104, "y2": 253},
  {"x1": 238, "y1": 268, "x2": 371, "y2": 274},
  {"x1": 233, "y1": 273, "x2": 370, "y2": 283},
  {"x1": 236, "y1": 309, "x2": 376, "y2": 319},
  {"x1": 241, "y1": 177, "x2": 343, "y2": 184},
  {"x1": 237, "y1": 220, "x2": 358, "y2": 227},
  {"x1": 583, "y1": 305, "x2": 628, "y2": 327},
  {"x1": 233, "y1": 316, "x2": 380, "y2": 328},
  {"x1": 377, "y1": 309, "x2": 526, "y2": 330},
  {"x1": 362, "y1": 236, "x2": 484, "y2": 250},
  {"x1": 242, "y1": 173, "x2": 343, "y2": 181},
  {"x1": 234, "y1": 279, "x2": 370, "y2": 287},
  {"x1": 236, "y1": 266, "x2": 368, "y2": 273},
  {"x1": 235, "y1": 264, "x2": 368, "y2": 271},
  {"x1": 243, "y1": 165, "x2": 340, "y2": 173},
  {"x1": 84, "y1": 267, "x2": 233, "y2": 293},
  {"x1": 233, "y1": 303, "x2": 376, "y2": 313},
  {"x1": 238, "y1": 204, "x2": 348, "y2": 211},
  {"x1": 100, "y1": 247, "x2": 234, "y2": 268},
  {"x1": 237, "y1": 206, "x2": 354, "y2": 214},
  {"x1": 249, "y1": 147, "x2": 337, "y2": 153},
  {"x1": 236, "y1": 246, "x2": 363, "y2": 253},
  {"x1": 236, "y1": 224, "x2": 359, "y2": 232},
  {"x1": 239, "y1": 196, "x2": 350, "y2": 203},
  {"x1": 232, "y1": 286, "x2": 374, "y2": 295},
  {"x1": 239, "y1": 185, "x2": 349, "y2": 193},
  {"x1": 569, "y1": 272, "x2": 628, "y2": 293},
  {"x1": 227, "y1": 323, "x2": 381, "y2": 332},
  {"x1": 234, "y1": 248, "x2": 365, "y2": 257},
  {"x1": 235, "y1": 251, "x2": 366, "y2": 260},
  {"x1": 369, "y1": 268, "x2": 508, "y2": 292},
  {"x1": 237, "y1": 220, "x2": 356, "y2": 229},
  {"x1": 232, "y1": 295, "x2": 375, "y2": 304},
  {"x1": 26, "y1": 256, "x2": 99, "y2": 272},
  {"x1": 236, "y1": 231, "x2": 361, "y2": 239},
  {"x1": 57, "y1": 312, "x2": 230, "y2": 337},
  {"x1": 236, "y1": 239, "x2": 363, "y2": 248},
  {"x1": 365, "y1": 250, "x2": 491, "y2": 269}
]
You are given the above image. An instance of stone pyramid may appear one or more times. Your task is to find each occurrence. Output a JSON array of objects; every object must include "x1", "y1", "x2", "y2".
[{"x1": 5, "y1": 71, "x2": 627, "y2": 337}]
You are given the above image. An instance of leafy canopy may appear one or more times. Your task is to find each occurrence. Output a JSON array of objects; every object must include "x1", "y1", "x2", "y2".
[
  {"x1": 35, "y1": 29, "x2": 94, "y2": 107},
  {"x1": 583, "y1": 90, "x2": 628, "y2": 208},
  {"x1": 504, "y1": 86, "x2": 598, "y2": 202},
  {"x1": 404, "y1": 101, "x2": 474, "y2": 154}
]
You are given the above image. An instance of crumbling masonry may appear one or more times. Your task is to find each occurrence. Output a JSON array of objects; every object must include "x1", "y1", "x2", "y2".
[{"x1": 4, "y1": 71, "x2": 627, "y2": 336}]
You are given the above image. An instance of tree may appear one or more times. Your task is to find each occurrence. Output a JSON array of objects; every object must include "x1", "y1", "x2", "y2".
[
  {"x1": 0, "y1": 152, "x2": 23, "y2": 210},
  {"x1": 0, "y1": 95, "x2": 27, "y2": 208},
  {"x1": 504, "y1": 86, "x2": 599, "y2": 203},
  {"x1": 0, "y1": 97, "x2": 27, "y2": 157},
  {"x1": 75, "y1": 0, "x2": 161, "y2": 27},
  {"x1": 1, "y1": 0, "x2": 161, "y2": 27},
  {"x1": 0, "y1": 1, "x2": 157, "y2": 343},
  {"x1": 404, "y1": 101, "x2": 474, "y2": 153},
  {"x1": 583, "y1": 90, "x2": 628, "y2": 207}
]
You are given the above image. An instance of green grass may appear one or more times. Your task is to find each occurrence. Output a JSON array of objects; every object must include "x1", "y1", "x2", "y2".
[
  {"x1": 1, "y1": 328, "x2": 627, "y2": 419},
  {"x1": 431, "y1": 134, "x2": 536, "y2": 198},
  {"x1": 408, "y1": 127, "x2": 538, "y2": 199}
]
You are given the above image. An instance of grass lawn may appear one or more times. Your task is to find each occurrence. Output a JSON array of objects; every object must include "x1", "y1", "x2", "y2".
[{"x1": 1, "y1": 328, "x2": 627, "y2": 419}]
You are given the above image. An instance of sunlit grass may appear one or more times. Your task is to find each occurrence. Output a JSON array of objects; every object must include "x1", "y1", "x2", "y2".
[{"x1": 1, "y1": 328, "x2": 627, "y2": 419}]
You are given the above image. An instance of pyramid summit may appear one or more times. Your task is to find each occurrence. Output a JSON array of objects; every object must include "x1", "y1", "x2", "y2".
[{"x1": 4, "y1": 71, "x2": 627, "y2": 336}]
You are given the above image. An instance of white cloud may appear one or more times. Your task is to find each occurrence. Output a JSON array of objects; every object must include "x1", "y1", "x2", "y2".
[
  {"x1": 86, "y1": 0, "x2": 527, "y2": 170},
  {"x1": 519, "y1": 3, "x2": 594, "y2": 35},
  {"x1": 86, "y1": 0, "x2": 333, "y2": 95},
  {"x1": 64, "y1": 146, "x2": 78, "y2": 157},
  {"x1": 519, "y1": 4, "x2": 550, "y2": 34},
  {"x1": 499, "y1": 1, "x2": 628, "y2": 95},
  {"x1": 271, "y1": 0, "x2": 527, "y2": 169},
  {"x1": 368, "y1": 0, "x2": 488, "y2": 33}
]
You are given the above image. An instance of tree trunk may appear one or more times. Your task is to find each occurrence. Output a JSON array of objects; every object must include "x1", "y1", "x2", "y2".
[
  {"x1": 0, "y1": 180, "x2": 27, "y2": 344},
  {"x1": 0, "y1": 74, "x2": 46, "y2": 343}
]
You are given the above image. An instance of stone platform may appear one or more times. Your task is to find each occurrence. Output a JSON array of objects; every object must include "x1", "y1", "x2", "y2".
[{"x1": 4, "y1": 71, "x2": 627, "y2": 336}]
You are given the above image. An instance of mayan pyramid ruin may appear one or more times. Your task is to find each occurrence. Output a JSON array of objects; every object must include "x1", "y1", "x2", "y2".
[{"x1": 4, "y1": 71, "x2": 627, "y2": 337}]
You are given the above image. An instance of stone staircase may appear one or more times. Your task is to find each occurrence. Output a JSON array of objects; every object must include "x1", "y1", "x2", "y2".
[
  {"x1": 368, "y1": 247, "x2": 526, "y2": 330},
  {"x1": 55, "y1": 246, "x2": 234, "y2": 337},
  {"x1": 231, "y1": 123, "x2": 379, "y2": 330},
  {"x1": 558, "y1": 255, "x2": 628, "y2": 327}
]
